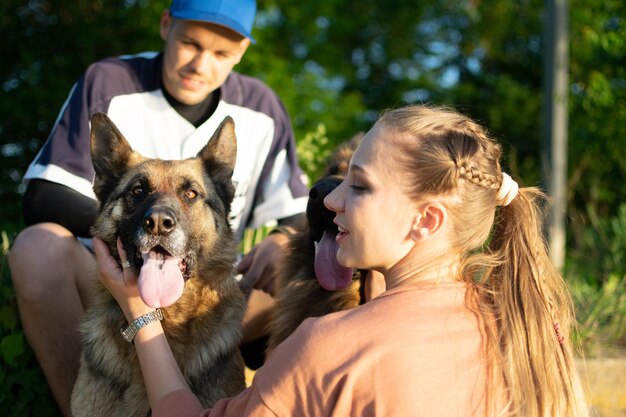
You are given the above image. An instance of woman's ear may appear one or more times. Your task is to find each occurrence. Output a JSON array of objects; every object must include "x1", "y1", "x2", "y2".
[
  {"x1": 409, "y1": 213, "x2": 425, "y2": 241},
  {"x1": 409, "y1": 202, "x2": 447, "y2": 241}
]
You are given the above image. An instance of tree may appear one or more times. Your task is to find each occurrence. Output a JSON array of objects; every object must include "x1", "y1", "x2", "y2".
[
  {"x1": 0, "y1": 0, "x2": 165, "y2": 232},
  {"x1": 567, "y1": 0, "x2": 626, "y2": 279}
]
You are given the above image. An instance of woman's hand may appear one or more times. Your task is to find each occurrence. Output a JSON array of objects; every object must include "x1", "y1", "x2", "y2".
[
  {"x1": 92, "y1": 237, "x2": 154, "y2": 321},
  {"x1": 93, "y1": 237, "x2": 192, "y2": 406}
]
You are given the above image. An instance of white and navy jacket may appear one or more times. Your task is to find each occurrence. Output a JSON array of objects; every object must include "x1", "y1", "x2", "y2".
[{"x1": 24, "y1": 52, "x2": 308, "y2": 239}]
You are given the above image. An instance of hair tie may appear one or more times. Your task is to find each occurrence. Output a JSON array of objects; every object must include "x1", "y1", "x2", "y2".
[
  {"x1": 553, "y1": 322, "x2": 565, "y2": 344},
  {"x1": 496, "y1": 173, "x2": 519, "y2": 206}
]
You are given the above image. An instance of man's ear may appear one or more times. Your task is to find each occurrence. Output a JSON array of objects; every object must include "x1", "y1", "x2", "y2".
[
  {"x1": 409, "y1": 202, "x2": 447, "y2": 241},
  {"x1": 160, "y1": 10, "x2": 172, "y2": 41},
  {"x1": 232, "y1": 38, "x2": 251, "y2": 65}
]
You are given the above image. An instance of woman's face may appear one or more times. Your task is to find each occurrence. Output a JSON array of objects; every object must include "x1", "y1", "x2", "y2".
[{"x1": 324, "y1": 124, "x2": 419, "y2": 272}]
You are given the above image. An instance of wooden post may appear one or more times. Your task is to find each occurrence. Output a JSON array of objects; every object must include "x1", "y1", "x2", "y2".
[{"x1": 542, "y1": 0, "x2": 569, "y2": 271}]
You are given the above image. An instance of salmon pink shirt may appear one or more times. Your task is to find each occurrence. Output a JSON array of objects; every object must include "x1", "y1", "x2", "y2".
[{"x1": 153, "y1": 282, "x2": 506, "y2": 417}]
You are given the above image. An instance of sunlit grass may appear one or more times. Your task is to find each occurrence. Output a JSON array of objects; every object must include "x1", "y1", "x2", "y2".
[{"x1": 570, "y1": 273, "x2": 626, "y2": 357}]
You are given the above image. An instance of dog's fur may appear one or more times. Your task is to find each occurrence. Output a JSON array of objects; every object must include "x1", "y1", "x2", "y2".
[
  {"x1": 267, "y1": 135, "x2": 366, "y2": 352},
  {"x1": 70, "y1": 113, "x2": 246, "y2": 416}
]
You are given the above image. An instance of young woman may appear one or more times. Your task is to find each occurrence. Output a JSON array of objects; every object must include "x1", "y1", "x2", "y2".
[{"x1": 95, "y1": 104, "x2": 589, "y2": 416}]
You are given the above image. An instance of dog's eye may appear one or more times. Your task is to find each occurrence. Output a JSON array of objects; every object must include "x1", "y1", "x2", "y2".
[
  {"x1": 131, "y1": 185, "x2": 144, "y2": 196},
  {"x1": 185, "y1": 190, "x2": 198, "y2": 199}
]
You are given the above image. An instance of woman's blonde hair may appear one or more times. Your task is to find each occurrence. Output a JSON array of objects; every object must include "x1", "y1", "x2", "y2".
[{"x1": 377, "y1": 104, "x2": 589, "y2": 417}]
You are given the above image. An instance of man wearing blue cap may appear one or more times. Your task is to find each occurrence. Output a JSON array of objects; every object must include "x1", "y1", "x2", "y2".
[{"x1": 8, "y1": 1, "x2": 307, "y2": 415}]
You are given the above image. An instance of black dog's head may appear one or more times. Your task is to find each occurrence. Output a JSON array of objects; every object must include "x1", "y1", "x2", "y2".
[
  {"x1": 305, "y1": 134, "x2": 363, "y2": 291},
  {"x1": 89, "y1": 113, "x2": 238, "y2": 308},
  {"x1": 306, "y1": 175, "x2": 343, "y2": 243}
]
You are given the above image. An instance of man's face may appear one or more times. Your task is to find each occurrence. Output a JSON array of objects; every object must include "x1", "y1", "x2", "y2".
[{"x1": 160, "y1": 12, "x2": 250, "y2": 105}]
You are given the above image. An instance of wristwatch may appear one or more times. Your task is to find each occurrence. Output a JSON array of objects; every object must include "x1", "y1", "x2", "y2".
[{"x1": 120, "y1": 309, "x2": 163, "y2": 343}]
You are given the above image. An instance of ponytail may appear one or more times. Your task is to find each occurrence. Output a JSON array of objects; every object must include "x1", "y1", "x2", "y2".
[{"x1": 479, "y1": 187, "x2": 589, "y2": 416}]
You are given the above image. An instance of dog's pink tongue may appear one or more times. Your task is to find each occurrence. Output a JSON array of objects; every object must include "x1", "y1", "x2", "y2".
[
  {"x1": 314, "y1": 230, "x2": 353, "y2": 291},
  {"x1": 138, "y1": 250, "x2": 184, "y2": 308}
]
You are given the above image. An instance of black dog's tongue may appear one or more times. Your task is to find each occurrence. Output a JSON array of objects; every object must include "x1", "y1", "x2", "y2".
[
  {"x1": 314, "y1": 230, "x2": 353, "y2": 291},
  {"x1": 138, "y1": 249, "x2": 184, "y2": 308}
]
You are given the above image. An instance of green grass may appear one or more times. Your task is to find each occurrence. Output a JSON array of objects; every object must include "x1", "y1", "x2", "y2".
[{"x1": 570, "y1": 273, "x2": 626, "y2": 357}]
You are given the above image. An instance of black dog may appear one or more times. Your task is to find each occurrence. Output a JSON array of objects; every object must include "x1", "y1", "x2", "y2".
[{"x1": 267, "y1": 135, "x2": 368, "y2": 353}]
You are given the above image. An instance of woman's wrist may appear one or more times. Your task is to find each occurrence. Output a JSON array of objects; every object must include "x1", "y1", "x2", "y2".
[
  {"x1": 121, "y1": 309, "x2": 164, "y2": 343},
  {"x1": 119, "y1": 296, "x2": 155, "y2": 322},
  {"x1": 132, "y1": 316, "x2": 165, "y2": 343}
]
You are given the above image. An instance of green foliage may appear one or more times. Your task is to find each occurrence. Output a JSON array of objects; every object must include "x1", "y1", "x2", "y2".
[
  {"x1": 0, "y1": 0, "x2": 167, "y2": 229},
  {"x1": 568, "y1": 203, "x2": 626, "y2": 282},
  {"x1": 567, "y1": 205, "x2": 626, "y2": 357},
  {"x1": 296, "y1": 123, "x2": 332, "y2": 184},
  {"x1": 568, "y1": 0, "x2": 626, "y2": 271},
  {"x1": 571, "y1": 274, "x2": 626, "y2": 357}
]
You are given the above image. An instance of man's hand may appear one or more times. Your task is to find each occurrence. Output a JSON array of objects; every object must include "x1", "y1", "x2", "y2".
[{"x1": 237, "y1": 232, "x2": 290, "y2": 297}]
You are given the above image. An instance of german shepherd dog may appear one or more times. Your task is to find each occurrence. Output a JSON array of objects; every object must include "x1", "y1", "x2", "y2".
[
  {"x1": 70, "y1": 113, "x2": 246, "y2": 416},
  {"x1": 267, "y1": 135, "x2": 367, "y2": 352}
]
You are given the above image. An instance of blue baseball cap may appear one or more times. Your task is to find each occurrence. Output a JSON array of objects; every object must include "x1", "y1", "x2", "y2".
[{"x1": 170, "y1": 0, "x2": 256, "y2": 43}]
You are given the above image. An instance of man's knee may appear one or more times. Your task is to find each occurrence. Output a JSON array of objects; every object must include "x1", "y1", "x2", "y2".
[{"x1": 9, "y1": 223, "x2": 81, "y2": 299}]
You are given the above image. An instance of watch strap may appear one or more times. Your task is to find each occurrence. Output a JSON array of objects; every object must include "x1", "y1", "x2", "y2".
[{"x1": 121, "y1": 309, "x2": 163, "y2": 343}]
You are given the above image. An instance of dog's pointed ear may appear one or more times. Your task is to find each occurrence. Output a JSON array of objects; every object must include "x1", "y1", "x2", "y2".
[
  {"x1": 197, "y1": 116, "x2": 237, "y2": 183},
  {"x1": 90, "y1": 113, "x2": 134, "y2": 203}
]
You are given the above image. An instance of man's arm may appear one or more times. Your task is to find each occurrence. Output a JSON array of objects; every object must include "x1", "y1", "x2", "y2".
[
  {"x1": 23, "y1": 179, "x2": 98, "y2": 237},
  {"x1": 277, "y1": 213, "x2": 304, "y2": 227}
]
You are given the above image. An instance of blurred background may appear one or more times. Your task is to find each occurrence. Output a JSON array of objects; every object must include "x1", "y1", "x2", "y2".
[{"x1": 0, "y1": 0, "x2": 624, "y2": 415}]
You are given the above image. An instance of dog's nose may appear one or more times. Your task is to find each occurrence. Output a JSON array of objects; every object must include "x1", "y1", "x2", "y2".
[
  {"x1": 309, "y1": 177, "x2": 342, "y2": 202},
  {"x1": 143, "y1": 207, "x2": 176, "y2": 236}
]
